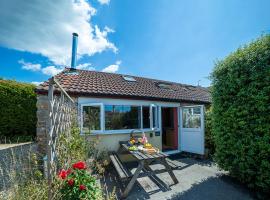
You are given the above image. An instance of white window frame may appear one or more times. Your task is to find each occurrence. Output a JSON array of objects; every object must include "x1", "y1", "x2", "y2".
[
  {"x1": 80, "y1": 103, "x2": 161, "y2": 135},
  {"x1": 181, "y1": 105, "x2": 203, "y2": 131},
  {"x1": 81, "y1": 103, "x2": 104, "y2": 134},
  {"x1": 150, "y1": 104, "x2": 159, "y2": 130},
  {"x1": 78, "y1": 97, "x2": 180, "y2": 135}
]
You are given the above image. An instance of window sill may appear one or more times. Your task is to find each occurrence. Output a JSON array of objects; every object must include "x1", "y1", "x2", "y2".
[
  {"x1": 181, "y1": 128, "x2": 202, "y2": 131},
  {"x1": 80, "y1": 128, "x2": 160, "y2": 136}
]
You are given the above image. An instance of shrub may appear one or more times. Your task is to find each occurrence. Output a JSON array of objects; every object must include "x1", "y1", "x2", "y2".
[
  {"x1": 3, "y1": 128, "x2": 110, "y2": 200},
  {"x1": 58, "y1": 127, "x2": 87, "y2": 166},
  {"x1": 205, "y1": 106, "x2": 215, "y2": 156},
  {"x1": 58, "y1": 161, "x2": 102, "y2": 200},
  {"x1": 0, "y1": 80, "x2": 37, "y2": 141},
  {"x1": 84, "y1": 140, "x2": 110, "y2": 175},
  {"x1": 211, "y1": 35, "x2": 270, "y2": 197}
]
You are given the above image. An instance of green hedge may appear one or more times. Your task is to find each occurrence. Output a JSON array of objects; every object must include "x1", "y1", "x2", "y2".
[
  {"x1": 0, "y1": 80, "x2": 37, "y2": 141},
  {"x1": 211, "y1": 35, "x2": 270, "y2": 197},
  {"x1": 205, "y1": 106, "x2": 215, "y2": 156}
]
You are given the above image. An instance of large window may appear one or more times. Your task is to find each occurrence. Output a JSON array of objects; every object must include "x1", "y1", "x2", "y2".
[
  {"x1": 182, "y1": 107, "x2": 201, "y2": 128},
  {"x1": 105, "y1": 105, "x2": 141, "y2": 130},
  {"x1": 81, "y1": 103, "x2": 159, "y2": 134},
  {"x1": 82, "y1": 105, "x2": 101, "y2": 133}
]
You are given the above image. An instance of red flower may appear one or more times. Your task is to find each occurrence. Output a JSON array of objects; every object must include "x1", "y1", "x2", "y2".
[
  {"x1": 79, "y1": 184, "x2": 86, "y2": 191},
  {"x1": 58, "y1": 169, "x2": 68, "y2": 179},
  {"x1": 67, "y1": 179, "x2": 75, "y2": 186},
  {"x1": 72, "y1": 161, "x2": 87, "y2": 170},
  {"x1": 67, "y1": 168, "x2": 72, "y2": 175}
]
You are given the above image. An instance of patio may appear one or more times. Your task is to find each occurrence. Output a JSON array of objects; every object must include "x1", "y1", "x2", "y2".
[{"x1": 101, "y1": 155, "x2": 255, "y2": 200}]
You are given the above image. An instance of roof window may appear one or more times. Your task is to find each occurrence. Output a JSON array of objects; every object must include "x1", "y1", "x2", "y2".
[
  {"x1": 157, "y1": 82, "x2": 172, "y2": 89},
  {"x1": 185, "y1": 86, "x2": 197, "y2": 91},
  {"x1": 122, "y1": 75, "x2": 136, "y2": 82}
]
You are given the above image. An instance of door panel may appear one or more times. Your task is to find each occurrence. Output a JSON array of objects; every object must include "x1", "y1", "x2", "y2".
[{"x1": 180, "y1": 106, "x2": 204, "y2": 155}]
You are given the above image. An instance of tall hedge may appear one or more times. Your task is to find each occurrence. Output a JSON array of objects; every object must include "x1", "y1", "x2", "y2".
[
  {"x1": 211, "y1": 35, "x2": 270, "y2": 196},
  {"x1": 205, "y1": 106, "x2": 215, "y2": 156},
  {"x1": 0, "y1": 80, "x2": 37, "y2": 140}
]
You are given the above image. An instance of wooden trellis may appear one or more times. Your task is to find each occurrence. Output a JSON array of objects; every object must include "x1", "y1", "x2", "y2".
[{"x1": 47, "y1": 77, "x2": 75, "y2": 199}]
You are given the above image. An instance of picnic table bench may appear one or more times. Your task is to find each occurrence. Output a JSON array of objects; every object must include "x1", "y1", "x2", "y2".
[{"x1": 110, "y1": 142, "x2": 179, "y2": 199}]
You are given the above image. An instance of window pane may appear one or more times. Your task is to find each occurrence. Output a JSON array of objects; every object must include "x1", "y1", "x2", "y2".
[
  {"x1": 151, "y1": 106, "x2": 158, "y2": 128},
  {"x1": 152, "y1": 106, "x2": 159, "y2": 128},
  {"x1": 105, "y1": 105, "x2": 141, "y2": 130},
  {"x1": 193, "y1": 107, "x2": 201, "y2": 114},
  {"x1": 182, "y1": 107, "x2": 201, "y2": 128},
  {"x1": 83, "y1": 106, "x2": 101, "y2": 133},
  {"x1": 142, "y1": 106, "x2": 150, "y2": 128}
]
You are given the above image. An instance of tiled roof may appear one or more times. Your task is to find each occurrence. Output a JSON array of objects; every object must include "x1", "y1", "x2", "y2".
[{"x1": 36, "y1": 68, "x2": 211, "y2": 104}]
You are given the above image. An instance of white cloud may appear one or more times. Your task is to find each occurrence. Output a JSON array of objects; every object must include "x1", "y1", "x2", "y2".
[
  {"x1": 115, "y1": 60, "x2": 122, "y2": 65},
  {"x1": 0, "y1": 0, "x2": 117, "y2": 65},
  {"x1": 31, "y1": 81, "x2": 43, "y2": 86},
  {"x1": 41, "y1": 66, "x2": 63, "y2": 76},
  {"x1": 97, "y1": 0, "x2": 110, "y2": 5},
  {"x1": 102, "y1": 60, "x2": 121, "y2": 73},
  {"x1": 19, "y1": 59, "x2": 41, "y2": 71},
  {"x1": 18, "y1": 58, "x2": 63, "y2": 76},
  {"x1": 76, "y1": 63, "x2": 95, "y2": 70}
]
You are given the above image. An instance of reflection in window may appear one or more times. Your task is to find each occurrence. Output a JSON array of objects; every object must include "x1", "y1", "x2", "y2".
[
  {"x1": 142, "y1": 106, "x2": 150, "y2": 128},
  {"x1": 152, "y1": 106, "x2": 159, "y2": 128},
  {"x1": 105, "y1": 105, "x2": 141, "y2": 130},
  {"x1": 82, "y1": 105, "x2": 101, "y2": 133},
  {"x1": 182, "y1": 107, "x2": 201, "y2": 128}
]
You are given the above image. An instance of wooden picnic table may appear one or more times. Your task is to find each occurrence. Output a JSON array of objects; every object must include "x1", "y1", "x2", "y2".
[{"x1": 110, "y1": 142, "x2": 179, "y2": 199}]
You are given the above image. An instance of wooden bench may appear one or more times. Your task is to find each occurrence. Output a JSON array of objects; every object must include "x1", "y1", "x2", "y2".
[
  {"x1": 110, "y1": 153, "x2": 131, "y2": 180},
  {"x1": 166, "y1": 158, "x2": 183, "y2": 169}
]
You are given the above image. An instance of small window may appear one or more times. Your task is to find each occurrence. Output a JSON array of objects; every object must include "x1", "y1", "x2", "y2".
[
  {"x1": 142, "y1": 106, "x2": 150, "y2": 128},
  {"x1": 122, "y1": 76, "x2": 136, "y2": 82},
  {"x1": 105, "y1": 105, "x2": 141, "y2": 130},
  {"x1": 157, "y1": 82, "x2": 172, "y2": 89},
  {"x1": 82, "y1": 105, "x2": 101, "y2": 133},
  {"x1": 182, "y1": 107, "x2": 201, "y2": 128},
  {"x1": 151, "y1": 105, "x2": 159, "y2": 129}
]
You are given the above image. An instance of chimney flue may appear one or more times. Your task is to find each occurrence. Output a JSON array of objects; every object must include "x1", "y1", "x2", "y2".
[{"x1": 71, "y1": 32, "x2": 78, "y2": 70}]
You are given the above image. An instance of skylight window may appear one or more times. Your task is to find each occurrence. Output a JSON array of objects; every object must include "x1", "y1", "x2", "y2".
[
  {"x1": 157, "y1": 82, "x2": 172, "y2": 89},
  {"x1": 122, "y1": 75, "x2": 136, "y2": 82},
  {"x1": 184, "y1": 86, "x2": 196, "y2": 91}
]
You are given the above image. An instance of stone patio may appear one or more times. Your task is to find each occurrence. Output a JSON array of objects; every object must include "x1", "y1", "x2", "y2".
[{"x1": 100, "y1": 155, "x2": 255, "y2": 200}]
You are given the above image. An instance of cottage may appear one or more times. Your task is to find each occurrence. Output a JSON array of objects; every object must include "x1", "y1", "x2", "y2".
[
  {"x1": 36, "y1": 67, "x2": 210, "y2": 155},
  {"x1": 35, "y1": 33, "x2": 211, "y2": 156}
]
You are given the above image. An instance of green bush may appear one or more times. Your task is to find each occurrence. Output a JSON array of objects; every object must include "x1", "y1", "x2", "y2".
[
  {"x1": 205, "y1": 106, "x2": 215, "y2": 156},
  {"x1": 0, "y1": 80, "x2": 37, "y2": 140},
  {"x1": 211, "y1": 35, "x2": 270, "y2": 197},
  {"x1": 58, "y1": 161, "x2": 102, "y2": 200}
]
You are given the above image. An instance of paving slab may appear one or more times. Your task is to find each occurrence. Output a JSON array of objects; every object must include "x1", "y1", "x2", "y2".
[{"x1": 101, "y1": 156, "x2": 256, "y2": 200}]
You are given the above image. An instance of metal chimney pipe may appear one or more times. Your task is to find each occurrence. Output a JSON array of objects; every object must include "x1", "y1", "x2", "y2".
[{"x1": 71, "y1": 33, "x2": 78, "y2": 70}]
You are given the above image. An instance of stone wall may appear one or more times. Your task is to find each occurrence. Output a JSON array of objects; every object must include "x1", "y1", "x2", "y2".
[
  {"x1": 36, "y1": 95, "x2": 49, "y2": 156},
  {"x1": 0, "y1": 142, "x2": 38, "y2": 192}
]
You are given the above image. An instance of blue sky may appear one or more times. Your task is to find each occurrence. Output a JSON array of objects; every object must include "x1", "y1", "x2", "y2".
[{"x1": 0, "y1": 0, "x2": 269, "y2": 86}]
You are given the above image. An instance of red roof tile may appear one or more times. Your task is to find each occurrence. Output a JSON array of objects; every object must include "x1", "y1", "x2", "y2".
[{"x1": 36, "y1": 68, "x2": 211, "y2": 104}]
